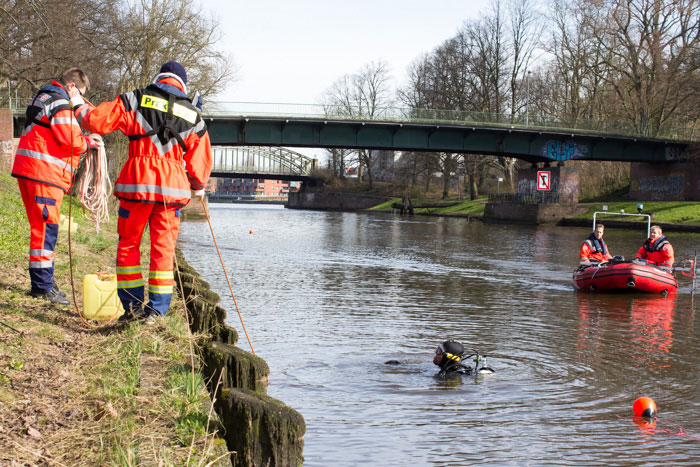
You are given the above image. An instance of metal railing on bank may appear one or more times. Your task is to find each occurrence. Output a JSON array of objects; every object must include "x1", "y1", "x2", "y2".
[
  {"x1": 0, "y1": 96, "x2": 32, "y2": 112},
  {"x1": 488, "y1": 193, "x2": 576, "y2": 204}
]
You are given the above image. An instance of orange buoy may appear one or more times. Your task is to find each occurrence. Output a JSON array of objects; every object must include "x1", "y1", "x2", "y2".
[
  {"x1": 633, "y1": 397, "x2": 657, "y2": 418},
  {"x1": 249, "y1": 230, "x2": 253, "y2": 235}
]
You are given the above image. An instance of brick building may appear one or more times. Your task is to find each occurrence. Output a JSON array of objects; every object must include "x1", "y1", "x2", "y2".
[{"x1": 209, "y1": 177, "x2": 301, "y2": 200}]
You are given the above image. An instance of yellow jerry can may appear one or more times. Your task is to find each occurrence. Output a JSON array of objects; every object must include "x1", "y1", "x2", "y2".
[
  {"x1": 59, "y1": 214, "x2": 77, "y2": 234},
  {"x1": 82, "y1": 273, "x2": 124, "y2": 321}
]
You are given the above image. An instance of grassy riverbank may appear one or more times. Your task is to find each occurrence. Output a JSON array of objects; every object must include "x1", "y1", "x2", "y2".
[
  {"x1": 369, "y1": 197, "x2": 487, "y2": 216},
  {"x1": 572, "y1": 201, "x2": 700, "y2": 225},
  {"x1": 0, "y1": 173, "x2": 229, "y2": 465},
  {"x1": 367, "y1": 196, "x2": 700, "y2": 225}
]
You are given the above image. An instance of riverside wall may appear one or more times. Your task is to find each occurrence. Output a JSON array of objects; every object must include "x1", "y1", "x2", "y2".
[
  {"x1": 484, "y1": 203, "x2": 589, "y2": 224},
  {"x1": 174, "y1": 251, "x2": 305, "y2": 467},
  {"x1": 287, "y1": 191, "x2": 391, "y2": 211}
]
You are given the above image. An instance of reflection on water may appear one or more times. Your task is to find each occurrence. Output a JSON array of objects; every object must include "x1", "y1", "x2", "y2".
[
  {"x1": 576, "y1": 295, "x2": 680, "y2": 368},
  {"x1": 179, "y1": 205, "x2": 700, "y2": 466}
]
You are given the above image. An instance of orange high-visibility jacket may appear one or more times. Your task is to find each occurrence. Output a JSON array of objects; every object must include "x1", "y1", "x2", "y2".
[
  {"x1": 635, "y1": 236, "x2": 675, "y2": 267},
  {"x1": 580, "y1": 235, "x2": 612, "y2": 263},
  {"x1": 75, "y1": 79, "x2": 212, "y2": 207},
  {"x1": 12, "y1": 81, "x2": 90, "y2": 191}
]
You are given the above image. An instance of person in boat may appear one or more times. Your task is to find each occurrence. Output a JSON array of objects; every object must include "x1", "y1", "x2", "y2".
[
  {"x1": 433, "y1": 340, "x2": 493, "y2": 377},
  {"x1": 579, "y1": 223, "x2": 613, "y2": 265},
  {"x1": 634, "y1": 225, "x2": 674, "y2": 269}
]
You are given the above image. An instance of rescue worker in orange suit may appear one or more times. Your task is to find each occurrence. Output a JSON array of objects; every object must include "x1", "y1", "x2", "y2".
[
  {"x1": 579, "y1": 223, "x2": 613, "y2": 265},
  {"x1": 69, "y1": 61, "x2": 212, "y2": 321},
  {"x1": 634, "y1": 225, "x2": 674, "y2": 269},
  {"x1": 11, "y1": 68, "x2": 102, "y2": 305}
]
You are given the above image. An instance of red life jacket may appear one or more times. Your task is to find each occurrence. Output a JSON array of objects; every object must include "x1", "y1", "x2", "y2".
[{"x1": 637, "y1": 236, "x2": 674, "y2": 267}]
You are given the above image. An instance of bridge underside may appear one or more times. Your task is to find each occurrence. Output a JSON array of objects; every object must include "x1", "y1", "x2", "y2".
[{"x1": 206, "y1": 117, "x2": 689, "y2": 164}]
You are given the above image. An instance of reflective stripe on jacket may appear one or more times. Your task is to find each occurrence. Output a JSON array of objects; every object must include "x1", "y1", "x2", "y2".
[
  {"x1": 11, "y1": 81, "x2": 89, "y2": 191},
  {"x1": 75, "y1": 79, "x2": 212, "y2": 206}
]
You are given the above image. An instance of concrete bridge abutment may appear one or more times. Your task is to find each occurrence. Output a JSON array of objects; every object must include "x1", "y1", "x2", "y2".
[{"x1": 630, "y1": 161, "x2": 700, "y2": 201}]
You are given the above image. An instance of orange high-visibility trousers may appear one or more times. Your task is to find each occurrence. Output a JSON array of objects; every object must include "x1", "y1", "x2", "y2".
[
  {"x1": 116, "y1": 200, "x2": 181, "y2": 315},
  {"x1": 17, "y1": 178, "x2": 64, "y2": 294}
]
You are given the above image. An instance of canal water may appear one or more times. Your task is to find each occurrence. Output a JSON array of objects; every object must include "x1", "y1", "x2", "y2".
[{"x1": 179, "y1": 204, "x2": 700, "y2": 466}]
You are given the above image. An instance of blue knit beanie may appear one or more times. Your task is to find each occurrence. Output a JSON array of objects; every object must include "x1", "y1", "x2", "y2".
[{"x1": 159, "y1": 61, "x2": 187, "y2": 84}]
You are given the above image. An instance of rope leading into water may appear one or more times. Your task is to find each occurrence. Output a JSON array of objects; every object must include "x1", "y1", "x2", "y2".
[{"x1": 201, "y1": 199, "x2": 255, "y2": 355}]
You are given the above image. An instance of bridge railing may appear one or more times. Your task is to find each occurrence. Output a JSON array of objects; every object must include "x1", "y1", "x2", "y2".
[
  {"x1": 7, "y1": 96, "x2": 699, "y2": 142},
  {"x1": 203, "y1": 102, "x2": 700, "y2": 142}
]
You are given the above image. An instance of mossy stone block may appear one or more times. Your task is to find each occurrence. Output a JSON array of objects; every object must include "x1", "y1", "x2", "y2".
[
  {"x1": 220, "y1": 324, "x2": 239, "y2": 346},
  {"x1": 203, "y1": 341, "x2": 269, "y2": 394},
  {"x1": 218, "y1": 387, "x2": 305, "y2": 467}
]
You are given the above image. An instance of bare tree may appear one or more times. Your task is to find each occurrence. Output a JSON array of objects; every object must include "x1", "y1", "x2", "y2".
[
  {"x1": 326, "y1": 147, "x2": 354, "y2": 177},
  {"x1": 0, "y1": 0, "x2": 116, "y2": 100},
  {"x1": 545, "y1": 0, "x2": 612, "y2": 124},
  {"x1": 323, "y1": 60, "x2": 393, "y2": 189},
  {"x1": 104, "y1": 0, "x2": 234, "y2": 98},
  {"x1": 507, "y1": 0, "x2": 543, "y2": 121},
  {"x1": 592, "y1": 0, "x2": 700, "y2": 134}
]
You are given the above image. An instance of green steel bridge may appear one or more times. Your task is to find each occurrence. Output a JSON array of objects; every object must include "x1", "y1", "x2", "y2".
[
  {"x1": 8, "y1": 99, "x2": 699, "y2": 176},
  {"x1": 203, "y1": 102, "x2": 696, "y2": 165}
]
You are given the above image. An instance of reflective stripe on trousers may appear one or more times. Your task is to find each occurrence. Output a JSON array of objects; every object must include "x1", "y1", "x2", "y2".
[
  {"x1": 17, "y1": 178, "x2": 63, "y2": 293},
  {"x1": 117, "y1": 199, "x2": 181, "y2": 315}
]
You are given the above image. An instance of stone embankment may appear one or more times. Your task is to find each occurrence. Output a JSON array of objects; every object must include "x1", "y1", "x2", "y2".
[
  {"x1": 174, "y1": 251, "x2": 305, "y2": 467},
  {"x1": 288, "y1": 190, "x2": 391, "y2": 211}
]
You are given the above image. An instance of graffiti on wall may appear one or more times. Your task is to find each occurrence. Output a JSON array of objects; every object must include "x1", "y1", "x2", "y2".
[
  {"x1": 0, "y1": 139, "x2": 14, "y2": 171},
  {"x1": 632, "y1": 174, "x2": 685, "y2": 200},
  {"x1": 541, "y1": 140, "x2": 588, "y2": 161},
  {"x1": 0, "y1": 140, "x2": 12, "y2": 155},
  {"x1": 518, "y1": 176, "x2": 578, "y2": 195},
  {"x1": 665, "y1": 146, "x2": 684, "y2": 161}
]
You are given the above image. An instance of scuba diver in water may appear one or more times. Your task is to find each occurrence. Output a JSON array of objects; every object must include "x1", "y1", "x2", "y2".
[{"x1": 433, "y1": 340, "x2": 494, "y2": 378}]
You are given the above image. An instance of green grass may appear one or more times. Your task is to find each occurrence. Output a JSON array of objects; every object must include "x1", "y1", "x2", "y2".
[
  {"x1": 0, "y1": 174, "x2": 29, "y2": 263},
  {"x1": 89, "y1": 324, "x2": 142, "y2": 401},
  {"x1": 0, "y1": 171, "x2": 229, "y2": 465},
  {"x1": 166, "y1": 364, "x2": 210, "y2": 446},
  {"x1": 574, "y1": 201, "x2": 700, "y2": 224},
  {"x1": 580, "y1": 184, "x2": 631, "y2": 202},
  {"x1": 370, "y1": 196, "x2": 487, "y2": 216}
]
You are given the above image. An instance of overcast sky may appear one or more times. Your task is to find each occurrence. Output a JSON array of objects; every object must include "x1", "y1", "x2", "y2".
[{"x1": 199, "y1": 0, "x2": 491, "y2": 104}]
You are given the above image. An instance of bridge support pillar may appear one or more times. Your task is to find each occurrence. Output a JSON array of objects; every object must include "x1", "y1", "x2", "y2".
[
  {"x1": 516, "y1": 165, "x2": 580, "y2": 203},
  {"x1": 630, "y1": 162, "x2": 700, "y2": 201}
]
